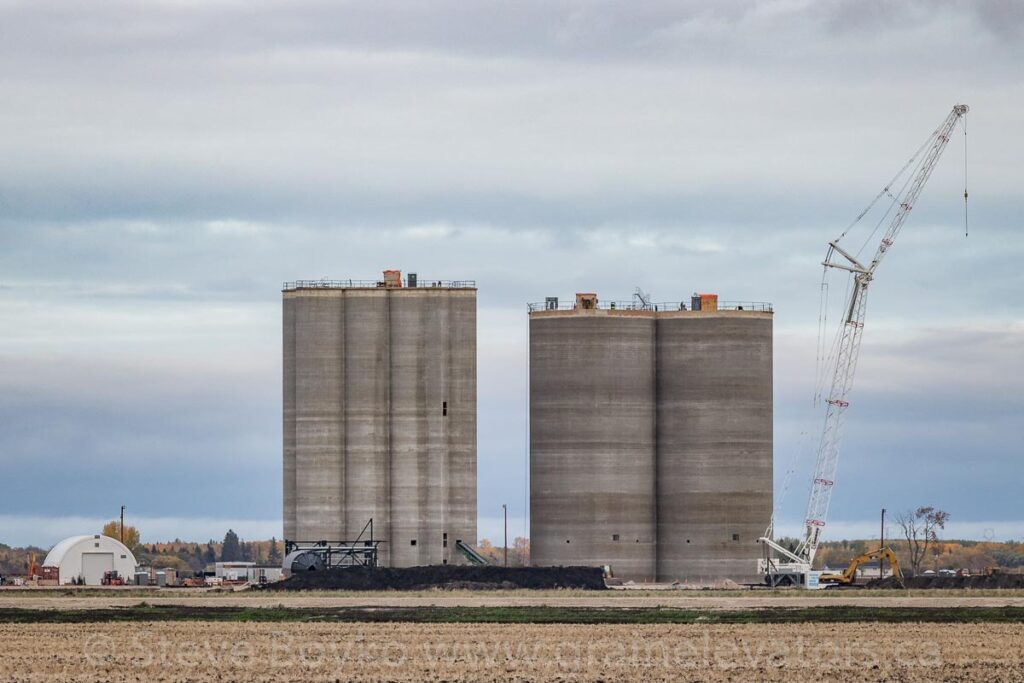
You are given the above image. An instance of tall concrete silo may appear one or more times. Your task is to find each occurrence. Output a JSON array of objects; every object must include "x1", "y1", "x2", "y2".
[
  {"x1": 529, "y1": 292, "x2": 772, "y2": 583},
  {"x1": 656, "y1": 310, "x2": 773, "y2": 582},
  {"x1": 283, "y1": 272, "x2": 476, "y2": 567},
  {"x1": 529, "y1": 294, "x2": 658, "y2": 581}
]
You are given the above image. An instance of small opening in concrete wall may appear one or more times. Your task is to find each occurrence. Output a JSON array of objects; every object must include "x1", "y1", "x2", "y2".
[
  {"x1": 686, "y1": 539, "x2": 691, "y2": 544},
  {"x1": 410, "y1": 539, "x2": 417, "y2": 546},
  {"x1": 732, "y1": 533, "x2": 740, "y2": 542},
  {"x1": 442, "y1": 558, "x2": 447, "y2": 565},
  {"x1": 612, "y1": 534, "x2": 619, "y2": 541},
  {"x1": 566, "y1": 539, "x2": 570, "y2": 544},
  {"x1": 443, "y1": 533, "x2": 448, "y2": 548},
  {"x1": 442, "y1": 401, "x2": 447, "y2": 416}
]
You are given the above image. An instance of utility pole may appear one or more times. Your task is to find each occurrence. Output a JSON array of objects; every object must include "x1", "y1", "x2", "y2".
[
  {"x1": 120, "y1": 505, "x2": 126, "y2": 544},
  {"x1": 880, "y1": 508, "x2": 886, "y2": 578},
  {"x1": 502, "y1": 504, "x2": 508, "y2": 567}
]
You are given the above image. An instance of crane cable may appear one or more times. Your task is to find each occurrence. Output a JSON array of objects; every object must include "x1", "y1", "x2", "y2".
[
  {"x1": 817, "y1": 117, "x2": 946, "y2": 395},
  {"x1": 834, "y1": 126, "x2": 937, "y2": 245},
  {"x1": 853, "y1": 145, "x2": 928, "y2": 260},
  {"x1": 814, "y1": 270, "x2": 828, "y2": 405},
  {"x1": 964, "y1": 113, "x2": 969, "y2": 237}
]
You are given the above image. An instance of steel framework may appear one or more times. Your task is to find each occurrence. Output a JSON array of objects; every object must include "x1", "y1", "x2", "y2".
[{"x1": 760, "y1": 105, "x2": 968, "y2": 586}]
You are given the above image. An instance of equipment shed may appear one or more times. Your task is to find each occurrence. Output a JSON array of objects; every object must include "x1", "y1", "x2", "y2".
[{"x1": 43, "y1": 535, "x2": 138, "y2": 585}]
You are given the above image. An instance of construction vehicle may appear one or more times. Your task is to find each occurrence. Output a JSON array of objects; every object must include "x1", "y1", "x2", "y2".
[
  {"x1": 101, "y1": 570, "x2": 124, "y2": 586},
  {"x1": 759, "y1": 105, "x2": 969, "y2": 588},
  {"x1": 819, "y1": 547, "x2": 903, "y2": 587}
]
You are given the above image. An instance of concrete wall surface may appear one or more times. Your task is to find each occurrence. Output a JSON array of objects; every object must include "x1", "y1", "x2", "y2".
[
  {"x1": 529, "y1": 307, "x2": 772, "y2": 582},
  {"x1": 530, "y1": 314, "x2": 658, "y2": 581},
  {"x1": 284, "y1": 286, "x2": 476, "y2": 567},
  {"x1": 656, "y1": 313, "x2": 772, "y2": 582}
]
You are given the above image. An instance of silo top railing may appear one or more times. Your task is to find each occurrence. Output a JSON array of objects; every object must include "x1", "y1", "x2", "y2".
[
  {"x1": 284, "y1": 279, "x2": 476, "y2": 291},
  {"x1": 527, "y1": 300, "x2": 773, "y2": 313}
]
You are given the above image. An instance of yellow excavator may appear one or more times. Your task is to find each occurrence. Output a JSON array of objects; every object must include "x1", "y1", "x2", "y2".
[{"x1": 819, "y1": 546, "x2": 903, "y2": 587}]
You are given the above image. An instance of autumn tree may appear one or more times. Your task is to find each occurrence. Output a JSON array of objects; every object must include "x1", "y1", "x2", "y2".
[
  {"x1": 474, "y1": 538, "x2": 500, "y2": 564},
  {"x1": 101, "y1": 521, "x2": 141, "y2": 550},
  {"x1": 897, "y1": 507, "x2": 949, "y2": 575},
  {"x1": 512, "y1": 537, "x2": 530, "y2": 566}
]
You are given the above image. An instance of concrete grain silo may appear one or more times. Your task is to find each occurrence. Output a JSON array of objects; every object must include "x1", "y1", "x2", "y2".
[
  {"x1": 656, "y1": 309, "x2": 773, "y2": 582},
  {"x1": 529, "y1": 294, "x2": 658, "y2": 581},
  {"x1": 529, "y1": 292, "x2": 772, "y2": 583},
  {"x1": 283, "y1": 272, "x2": 476, "y2": 567}
]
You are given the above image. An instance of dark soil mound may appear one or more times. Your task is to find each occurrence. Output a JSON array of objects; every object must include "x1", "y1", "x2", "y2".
[
  {"x1": 263, "y1": 565, "x2": 607, "y2": 591},
  {"x1": 867, "y1": 573, "x2": 1024, "y2": 589}
]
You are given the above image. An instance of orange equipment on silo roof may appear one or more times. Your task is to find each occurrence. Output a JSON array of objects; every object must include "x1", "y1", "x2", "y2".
[
  {"x1": 699, "y1": 293, "x2": 718, "y2": 311},
  {"x1": 575, "y1": 293, "x2": 598, "y2": 310},
  {"x1": 383, "y1": 270, "x2": 402, "y2": 288}
]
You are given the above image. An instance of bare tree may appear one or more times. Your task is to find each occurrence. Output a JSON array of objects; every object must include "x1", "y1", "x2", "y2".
[{"x1": 897, "y1": 507, "x2": 949, "y2": 575}]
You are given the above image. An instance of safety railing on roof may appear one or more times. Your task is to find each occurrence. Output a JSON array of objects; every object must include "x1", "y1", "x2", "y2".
[
  {"x1": 527, "y1": 300, "x2": 773, "y2": 312},
  {"x1": 283, "y1": 279, "x2": 476, "y2": 291}
]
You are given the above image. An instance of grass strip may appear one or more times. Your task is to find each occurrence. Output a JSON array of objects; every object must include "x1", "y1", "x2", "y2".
[{"x1": 2, "y1": 605, "x2": 1024, "y2": 624}]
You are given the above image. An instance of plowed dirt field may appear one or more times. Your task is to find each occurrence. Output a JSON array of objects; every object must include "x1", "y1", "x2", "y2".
[{"x1": 2, "y1": 621, "x2": 1022, "y2": 682}]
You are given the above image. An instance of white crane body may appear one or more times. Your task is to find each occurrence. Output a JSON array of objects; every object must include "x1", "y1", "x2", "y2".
[{"x1": 759, "y1": 105, "x2": 968, "y2": 588}]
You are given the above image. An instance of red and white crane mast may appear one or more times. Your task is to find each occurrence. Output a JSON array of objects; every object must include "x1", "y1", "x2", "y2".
[{"x1": 760, "y1": 104, "x2": 968, "y2": 586}]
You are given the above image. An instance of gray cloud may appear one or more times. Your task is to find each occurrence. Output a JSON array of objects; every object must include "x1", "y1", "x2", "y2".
[{"x1": 0, "y1": 1, "x2": 1020, "y2": 542}]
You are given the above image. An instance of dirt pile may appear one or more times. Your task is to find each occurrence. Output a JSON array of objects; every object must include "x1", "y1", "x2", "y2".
[
  {"x1": 264, "y1": 565, "x2": 607, "y2": 591},
  {"x1": 868, "y1": 573, "x2": 1024, "y2": 589}
]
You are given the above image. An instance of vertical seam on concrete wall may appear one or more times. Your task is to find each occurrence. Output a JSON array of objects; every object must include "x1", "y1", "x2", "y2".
[
  {"x1": 342, "y1": 291, "x2": 350, "y2": 543},
  {"x1": 339, "y1": 292, "x2": 346, "y2": 541},
  {"x1": 424, "y1": 298, "x2": 430, "y2": 565},
  {"x1": 386, "y1": 290, "x2": 393, "y2": 564},
  {"x1": 443, "y1": 293, "x2": 451, "y2": 563},
  {"x1": 652, "y1": 314, "x2": 660, "y2": 583}
]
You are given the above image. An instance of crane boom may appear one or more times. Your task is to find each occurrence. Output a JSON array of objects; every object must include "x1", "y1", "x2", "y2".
[{"x1": 760, "y1": 105, "x2": 968, "y2": 585}]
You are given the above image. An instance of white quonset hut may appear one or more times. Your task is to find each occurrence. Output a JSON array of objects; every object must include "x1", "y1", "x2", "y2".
[{"x1": 43, "y1": 535, "x2": 138, "y2": 585}]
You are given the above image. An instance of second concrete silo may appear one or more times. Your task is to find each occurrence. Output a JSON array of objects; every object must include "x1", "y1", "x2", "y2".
[
  {"x1": 656, "y1": 308, "x2": 773, "y2": 582},
  {"x1": 529, "y1": 294, "x2": 657, "y2": 582},
  {"x1": 529, "y1": 291, "x2": 772, "y2": 583}
]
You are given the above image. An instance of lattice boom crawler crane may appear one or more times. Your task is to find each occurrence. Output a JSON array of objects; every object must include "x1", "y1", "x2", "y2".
[{"x1": 759, "y1": 104, "x2": 969, "y2": 588}]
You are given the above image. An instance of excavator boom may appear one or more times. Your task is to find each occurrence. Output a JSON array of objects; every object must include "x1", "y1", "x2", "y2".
[{"x1": 820, "y1": 546, "x2": 902, "y2": 586}]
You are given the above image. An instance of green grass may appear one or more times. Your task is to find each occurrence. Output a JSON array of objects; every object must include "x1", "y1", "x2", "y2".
[
  {"x1": 6, "y1": 586, "x2": 1024, "y2": 602},
  {"x1": 2, "y1": 604, "x2": 1024, "y2": 624}
]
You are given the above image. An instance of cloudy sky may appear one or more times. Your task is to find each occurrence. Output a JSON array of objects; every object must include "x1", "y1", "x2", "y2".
[{"x1": 1, "y1": 0, "x2": 1021, "y2": 548}]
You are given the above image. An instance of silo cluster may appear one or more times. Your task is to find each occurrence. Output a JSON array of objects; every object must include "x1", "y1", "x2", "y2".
[
  {"x1": 530, "y1": 293, "x2": 772, "y2": 582},
  {"x1": 282, "y1": 271, "x2": 476, "y2": 567}
]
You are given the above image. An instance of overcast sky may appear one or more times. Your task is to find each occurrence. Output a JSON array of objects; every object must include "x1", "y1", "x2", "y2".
[{"x1": 1, "y1": 0, "x2": 1021, "y2": 548}]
